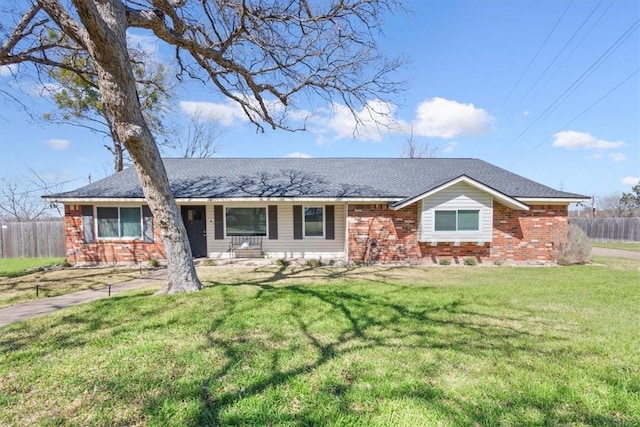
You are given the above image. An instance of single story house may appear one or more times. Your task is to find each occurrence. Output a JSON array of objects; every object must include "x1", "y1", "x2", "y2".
[{"x1": 45, "y1": 158, "x2": 588, "y2": 265}]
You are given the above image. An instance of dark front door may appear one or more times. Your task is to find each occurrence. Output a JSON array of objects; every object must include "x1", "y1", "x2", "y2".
[{"x1": 181, "y1": 206, "x2": 207, "y2": 257}]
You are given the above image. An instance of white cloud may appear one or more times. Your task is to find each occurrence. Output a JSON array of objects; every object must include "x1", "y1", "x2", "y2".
[
  {"x1": 180, "y1": 96, "x2": 494, "y2": 144},
  {"x1": 412, "y1": 97, "x2": 494, "y2": 139},
  {"x1": 609, "y1": 152, "x2": 626, "y2": 162},
  {"x1": 127, "y1": 33, "x2": 159, "y2": 60},
  {"x1": 285, "y1": 152, "x2": 311, "y2": 158},
  {"x1": 44, "y1": 138, "x2": 71, "y2": 150},
  {"x1": 443, "y1": 141, "x2": 458, "y2": 153},
  {"x1": 179, "y1": 100, "x2": 247, "y2": 126},
  {"x1": 621, "y1": 176, "x2": 640, "y2": 186},
  {"x1": 552, "y1": 131, "x2": 626, "y2": 151},
  {"x1": 180, "y1": 93, "x2": 287, "y2": 127},
  {"x1": 0, "y1": 64, "x2": 17, "y2": 77},
  {"x1": 325, "y1": 100, "x2": 407, "y2": 142}
]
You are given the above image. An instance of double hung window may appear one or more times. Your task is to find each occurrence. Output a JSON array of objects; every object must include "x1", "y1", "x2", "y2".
[
  {"x1": 434, "y1": 210, "x2": 479, "y2": 232},
  {"x1": 96, "y1": 207, "x2": 142, "y2": 238},
  {"x1": 304, "y1": 207, "x2": 324, "y2": 237}
]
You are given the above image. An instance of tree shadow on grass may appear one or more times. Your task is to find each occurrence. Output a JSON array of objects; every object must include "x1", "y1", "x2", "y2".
[
  {"x1": 132, "y1": 267, "x2": 608, "y2": 426},
  {"x1": 1, "y1": 266, "x2": 630, "y2": 426}
]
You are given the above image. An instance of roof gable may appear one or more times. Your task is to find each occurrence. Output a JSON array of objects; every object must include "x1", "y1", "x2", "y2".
[{"x1": 391, "y1": 175, "x2": 530, "y2": 211}]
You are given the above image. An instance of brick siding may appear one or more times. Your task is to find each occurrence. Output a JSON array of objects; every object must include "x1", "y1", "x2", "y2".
[
  {"x1": 65, "y1": 205, "x2": 165, "y2": 265},
  {"x1": 65, "y1": 200, "x2": 568, "y2": 265},
  {"x1": 347, "y1": 204, "x2": 422, "y2": 263},
  {"x1": 491, "y1": 203, "x2": 568, "y2": 262},
  {"x1": 347, "y1": 202, "x2": 568, "y2": 264}
]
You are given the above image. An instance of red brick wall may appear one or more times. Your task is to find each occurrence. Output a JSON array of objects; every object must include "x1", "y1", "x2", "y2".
[
  {"x1": 64, "y1": 200, "x2": 568, "y2": 265},
  {"x1": 65, "y1": 205, "x2": 165, "y2": 265},
  {"x1": 347, "y1": 204, "x2": 422, "y2": 263},
  {"x1": 347, "y1": 202, "x2": 568, "y2": 263},
  {"x1": 492, "y1": 203, "x2": 568, "y2": 262}
]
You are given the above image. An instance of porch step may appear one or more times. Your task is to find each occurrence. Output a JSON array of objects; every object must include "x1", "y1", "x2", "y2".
[{"x1": 234, "y1": 248, "x2": 263, "y2": 258}]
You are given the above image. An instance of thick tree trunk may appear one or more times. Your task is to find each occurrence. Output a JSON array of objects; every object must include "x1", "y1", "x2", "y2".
[{"x1": 73, "y1": 0, "x2": 201, "y2": 293}]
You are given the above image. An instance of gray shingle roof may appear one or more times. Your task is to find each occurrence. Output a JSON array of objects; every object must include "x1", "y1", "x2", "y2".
[{"x1": 48, "y1": 158, "x2": 587, "y2": 203}]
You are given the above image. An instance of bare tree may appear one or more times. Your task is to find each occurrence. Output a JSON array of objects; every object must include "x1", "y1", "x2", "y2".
[
  {"x1": 598, "y1": 194, "x2": 629, "y2": 218},
  {"x1": 171, "y1": 112, "x2": 223, "y2": 158},
  {"x1": 401, "y1": 130, "x2": 437, "y2": 158},
  {"x1": 0, "y1": 174, "x2": 63, "y2": 221},
  {"x1": 1, "y1": 0, "x2": 403, "y2": 293}
]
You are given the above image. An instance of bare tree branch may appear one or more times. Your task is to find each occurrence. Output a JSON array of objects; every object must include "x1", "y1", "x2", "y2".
[
  {"x1": 0, "y1": 0, "x2": 405, "y2": 293},
  {"x1": 401, "y1": 129, "x2": 437, "y2": 158}
]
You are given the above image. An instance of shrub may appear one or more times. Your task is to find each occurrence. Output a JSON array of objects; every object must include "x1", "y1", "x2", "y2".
[
  {"x1": 554, "y1": 223, "x2": 592, "y2": 265},
  {"x1": 439, "y1": 258, "x2": 451, "y2": 266},
  {"x1": 463, "y1": 257, "x2": 477, "y2": 266},
  {"x1": 305, "y1": 258, "x2": 323, "y2": 268},
  {"x1": 149, "y1": 258, "x2": 160, "y2": 268},
  {"x1": 276, "y1": 258, "x2": 290, "y2": 268}
]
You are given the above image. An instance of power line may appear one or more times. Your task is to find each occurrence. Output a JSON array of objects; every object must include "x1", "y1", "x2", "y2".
[
  {"x1": 501, "y1": 0, "x2": 574, "y2": 107},
  {"x1": 509, "y1": 0, "x2": 604, "y2": 116},
  {"x1": 0, "y1": 176, "x2": 85, "y2": 197},
  {"x1": 526, "y1": 0, "x2": 616, "y2": 109},
  {"x1": 515, "y1": 67, "x2": 640, "y2": 161},
  {"x1": 503, "y1": 18, "x2": 640, "y2": 151}
]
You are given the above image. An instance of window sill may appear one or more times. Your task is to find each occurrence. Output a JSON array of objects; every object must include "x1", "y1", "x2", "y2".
[{"x1": 96, "y1": 237, "x2": 144, "y2": 242}]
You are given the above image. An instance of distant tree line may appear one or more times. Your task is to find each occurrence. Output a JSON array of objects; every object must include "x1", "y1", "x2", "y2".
[{"x1": 570, "y1": 181, "x2": 640, "y2": 218}]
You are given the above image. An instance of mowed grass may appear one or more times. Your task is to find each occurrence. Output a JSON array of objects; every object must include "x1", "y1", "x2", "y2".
[
  {"x1": 1, "y1": 261, "x2": 639, "y2": 426},
  {"x1": 0, "y1": 265, "x2": 153, "y2": 309},
  {"x1": 0, "y1": 257, "x2": 65, "y2": 278},
  {"x1": 591, "y1": 240, "x2": 640, "y2": 252}
]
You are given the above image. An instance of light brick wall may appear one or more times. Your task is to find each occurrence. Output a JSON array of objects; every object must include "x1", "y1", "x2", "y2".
[
  {"x1": 65, "y1": 205, "x2": 165, "y2": 265},
  {"x1": 347, "y1": 202, "x2": 568, "y2": 263}
]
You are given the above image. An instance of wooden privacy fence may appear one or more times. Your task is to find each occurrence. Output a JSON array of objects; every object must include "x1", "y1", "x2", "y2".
[
  {"x1": 0, "y1": 221, "x2": 66, "y2": 258},
  {"x1": 570, "y1": 217, "x2": 640, "y2": 242}
]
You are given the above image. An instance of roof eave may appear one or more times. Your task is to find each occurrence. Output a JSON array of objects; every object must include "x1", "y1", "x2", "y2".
[
  {"x1": 516, "y1": 197, "x2": 591, "y2": 204},
  {"x1": 43, "y1": 196, "x2": 402, "y2": 204}
]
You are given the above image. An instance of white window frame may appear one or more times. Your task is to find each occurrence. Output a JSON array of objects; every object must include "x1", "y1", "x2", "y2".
[
  {"x1": 433, "y1": 209, "x2": 480, "y2": 232},
  {"x1": 224, "y1": 206, "x2": 268, "y2": 237},
  {"x1": 95, "y1": 206, "x2": 143, "y2": 240},
  {"x1": 303, "y1": 206, "x2": 325, "y2": 238}
]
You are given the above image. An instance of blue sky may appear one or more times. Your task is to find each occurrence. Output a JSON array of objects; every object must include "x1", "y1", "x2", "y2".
[{"x1": 1, "y1": 0, "x2": 638, "y2": 202}]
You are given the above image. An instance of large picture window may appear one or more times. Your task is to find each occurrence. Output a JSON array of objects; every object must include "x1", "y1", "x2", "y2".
[
  {"x1": 434, "y1": 210, "x2": 479, "y2": 232},
  {"x1": 304, "y1": 207, "x2": 324, "y2": 237},
  {"x1": 226, "y1": 207, "x2": 267, "y2": 236},
  {"x1": 97, "y1": 207, "x2": 142, "y2": 238}
]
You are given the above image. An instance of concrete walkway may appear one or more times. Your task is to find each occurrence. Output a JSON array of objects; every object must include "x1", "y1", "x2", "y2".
[
  {"x1": 1, "y1": 248, "x2": 636, "y2": 328},
  {"x1": 0, "y1": 268, "x2": 167, "y2": 328}
]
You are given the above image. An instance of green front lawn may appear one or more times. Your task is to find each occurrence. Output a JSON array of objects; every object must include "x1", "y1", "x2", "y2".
[
  {"x1": 1, "y1": 263, "x2": 639, "y2": 426},
  {"x1": 591, "y1": 241, "x2": 640, "y2": 252},
  {"x1": 0, "y1": 257, "x2": 65, "y2": 278},
  {"x1": 0, "y1": 266, "x2": 153, "y2": 308}
]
